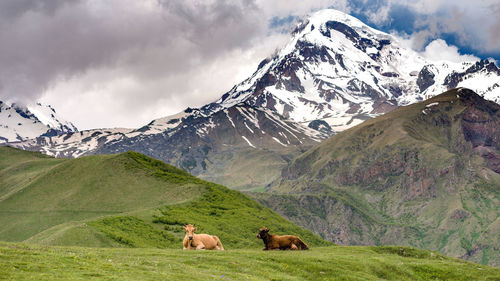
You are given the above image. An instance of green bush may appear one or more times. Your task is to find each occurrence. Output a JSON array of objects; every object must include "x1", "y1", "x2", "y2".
[{"x1": 88, "y1": 216, "x2": 180, "y2": 248}]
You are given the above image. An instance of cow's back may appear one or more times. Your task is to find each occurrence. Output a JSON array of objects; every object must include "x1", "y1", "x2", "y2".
[{"x1": 196, "y1": 234, "x2": 218, "y2": 249}]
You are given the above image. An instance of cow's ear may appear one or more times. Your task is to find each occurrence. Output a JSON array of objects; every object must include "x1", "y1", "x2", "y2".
[{"x1": 264, "y1": 228, "x2": 269, "y2": 232}]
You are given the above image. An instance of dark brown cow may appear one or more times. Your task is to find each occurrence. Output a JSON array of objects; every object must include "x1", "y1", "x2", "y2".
[{"x1": 256, "y1": 227, "x2": 309, "y2": 250}]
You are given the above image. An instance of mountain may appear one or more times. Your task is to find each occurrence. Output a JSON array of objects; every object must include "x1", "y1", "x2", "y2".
[
  {"x1": 250, "y1": 88, "x2": 500, "y2": 266},
  {"x1": 5, "y1": 9, "x2": 500, "y2": 190},
  {"x1": 0, "y1": 146, "x2": 327, "y2": 249},
  {"x1": 10, "y1": 105, "x2": 323, "y2": 190},
  {"x1": 0, "y1": 100, "x2": 76, "y2": 143},
  {"x1": 214, "y1": 9, "x2": 500, "y2": 132}
]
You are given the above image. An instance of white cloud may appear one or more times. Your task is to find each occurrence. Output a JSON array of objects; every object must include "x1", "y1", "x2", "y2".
[
  {"x1": 364, "y1": 3, "x2": 391, "y2": 25},
  {"x1": 420, "y1": 39, "x2": 479, "y2": 63},
  {"x1": 400, "y1": 0, "x2": 447, "y2": 14},
  {"x1": 2, "y1": 0, "x2": 353, "y2": 130},
  {"x1": 343, "y1": 1, "x2": 499, "y2": 57},
  {"x1": 40, "y1": 32, "x2": 290, "y2": 129},
  {"x1": 255, "y1": 0, "x2": 350, "y2": 18}
]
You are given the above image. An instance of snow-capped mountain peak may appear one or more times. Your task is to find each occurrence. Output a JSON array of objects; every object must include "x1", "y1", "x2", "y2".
[
  {"x1": 213, "y1": 9, "x2": 499, "y2": 133},
  {"x1": 0, "y1": 100, "x2": 77, "y2": 143}
]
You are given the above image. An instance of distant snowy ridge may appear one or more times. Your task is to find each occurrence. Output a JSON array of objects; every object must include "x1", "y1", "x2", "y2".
[
  {"x1": 0, "y1": 100, "x2": 77, "y2": 143},
  {"x1": 12, "y1": 104, "x2": 324, "y2": 159}
]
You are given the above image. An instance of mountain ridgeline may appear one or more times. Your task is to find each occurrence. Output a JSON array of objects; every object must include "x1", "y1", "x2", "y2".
[
  {"x1": 251, "y1": 88, "x2": 500, "y2": 265},
  {"x1": 6, "y1": 9, "x2": 500, "y2": 191}
]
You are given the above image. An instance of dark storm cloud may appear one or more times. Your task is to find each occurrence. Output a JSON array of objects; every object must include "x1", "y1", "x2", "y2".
[{"x1": 0, "y1": 0, "x2": 266, "y2": 103}]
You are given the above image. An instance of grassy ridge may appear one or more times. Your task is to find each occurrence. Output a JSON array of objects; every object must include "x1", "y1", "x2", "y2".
[
  {"x1": 0, "y1": 147, "x2": 328, "y2": 249},
  {"x1": 1, "y1": 242, "x2": 499, "y2": 281},
  {"x1": 83, "y1": 185, "x2": 329, "y2": 249},
  {"x1": 153, "y1": 185, "x2": 330, "y2": 249},
  {"x1": 0, "y1": 147, "x2": 204, "y2": 242}
]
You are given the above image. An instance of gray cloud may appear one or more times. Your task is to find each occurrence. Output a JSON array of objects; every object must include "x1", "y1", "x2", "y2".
[
  {"x1": 0, "y1": 0, "x2": 282, "y2": 128},
  {"x1": 1, "y1": 0, "x2": 344, "y2": 129},
  {"x1": 487, "y1": 3, "x2": 500, "y2": 52},
  {"x1": 0, "y1": 0, "x2": 267, "y2": 101},
  {"x1": 0, "y1": 0, "x2": 70, "y2": 20},
  {"x1": 1, "y1": 0, "x2": 497, "y2": 129}
]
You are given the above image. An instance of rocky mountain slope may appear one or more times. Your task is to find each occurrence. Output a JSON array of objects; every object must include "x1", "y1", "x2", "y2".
[
  {"x1": 11, "y1": 105, "x2": 323, "y2": 190},
  {"x1": 251, "y1": 88, "x2": 500, "y2": 266},
  {"x1": 0, "y1": 100, "x2": 76, "y2": 143},
  {"x1": 5, "y1": 9, "x2": 500, "y2": 189}
]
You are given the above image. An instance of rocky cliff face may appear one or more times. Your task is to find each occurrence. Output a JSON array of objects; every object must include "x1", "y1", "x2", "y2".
[
  {"x1": 264, "y1": 89, "x2": 500, "y2": 266},
  {"x1": 460, "y1": 92, "x2": 500, "y2": 173}
]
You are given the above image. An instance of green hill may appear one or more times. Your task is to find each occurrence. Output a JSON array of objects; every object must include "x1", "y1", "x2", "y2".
[
  {"x1": 1, "y1": 130, "x2": 499, "y2": 280},
  {"x1": 0, "y1": 146, "x2": 327, "y2": 249},
  {"x1": 253, "y1": 89, "x2": 500, "y2": 265},
  {"x1": 1, "y1": 242, "x2": 499, "y2": 280}
]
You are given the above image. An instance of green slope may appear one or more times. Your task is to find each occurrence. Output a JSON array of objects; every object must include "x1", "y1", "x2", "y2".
[
  {"x1": 1, "y1": 242, "x2": 499, "y2": 280},
  {"x1": 0, "y1": 146, "x2": 326, "y2": 249},
  {"x1": 262, "y1": 89, "x2": 500, "y2": 265},
  {"x1": 0, "y1": 147, "x2": 203, "y2": 242}
]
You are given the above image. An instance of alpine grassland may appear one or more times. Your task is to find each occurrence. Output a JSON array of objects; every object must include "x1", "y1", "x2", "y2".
[
  {"x1": 1, "y1": 146, "x2": 499, "y2": 280},
  {"x1": 0, "y1": 147, "x2": 325, "y2": 249},
  {"x1": 1, "y1": 242, "x2": 500, "y2": 280}
]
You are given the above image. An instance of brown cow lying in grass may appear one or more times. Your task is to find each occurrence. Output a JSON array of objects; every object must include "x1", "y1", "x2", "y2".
[
  {"x1": 183, "y1": 224, "x2": 224, "y2": 250},
  {"x1": 256, "y1": 227, "x2": 309, "y2": 250}
]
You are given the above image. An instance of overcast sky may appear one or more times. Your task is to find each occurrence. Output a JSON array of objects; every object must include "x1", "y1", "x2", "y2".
[{"x1": 1, "y1": 0, "x2": 499, "y2": 130}]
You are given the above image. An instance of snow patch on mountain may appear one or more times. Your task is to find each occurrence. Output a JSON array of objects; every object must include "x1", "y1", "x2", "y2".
[
  {"x1": 0, "y1": 101, "x2": 77, "y2": 143},
  {"x1": 241, "y1": 136, "x2": 256, "y2": 148}
]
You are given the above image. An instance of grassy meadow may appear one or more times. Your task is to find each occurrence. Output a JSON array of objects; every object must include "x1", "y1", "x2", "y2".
[
  {"x1": 0, "y1": 147, "x2": 326, "y2": 249},
  {"x1": 1, "y1": 242, "x2": 499, "y2": 281},
  {"x1": 1, "y1": 146, "x2": 499, "y2": 280}
]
